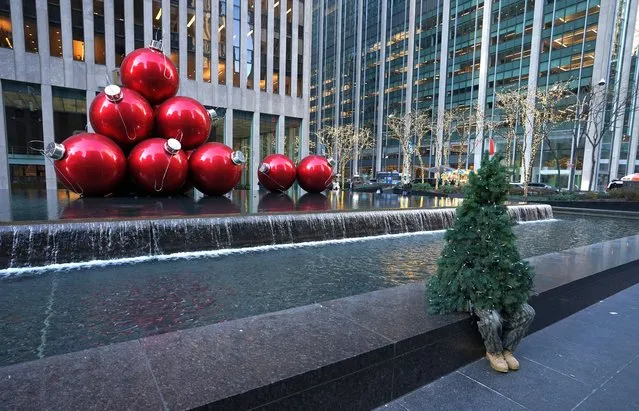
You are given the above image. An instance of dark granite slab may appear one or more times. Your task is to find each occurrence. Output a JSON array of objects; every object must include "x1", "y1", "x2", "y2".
[{"x1": 1, "y1": 236, "x2": 638, "y2": 410}]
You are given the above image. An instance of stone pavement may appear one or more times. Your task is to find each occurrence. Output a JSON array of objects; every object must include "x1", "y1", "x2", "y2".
[{"x1": 377, "y1": 283, "x2": 639, "y2": 410}]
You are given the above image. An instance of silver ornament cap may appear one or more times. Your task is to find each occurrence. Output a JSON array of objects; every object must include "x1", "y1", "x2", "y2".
[
  {"x1": 258, "y1": 163, "x2": 270, "y2": 174},
  {"x1": 149, "y1": 39, "x2": 163, "y2": 51},
  {"x1": 326, "y1": 156, "x2": 336, "y2": 167},
  {"x1": 104, "y1": 84, "x2": 123, "y2": 102},
  {"x1": 164, "y1": 138, "x2": 181, "y2": 155},
  {"x1": 231, "y1": 151, "x2": 246, "y2": 165},
  {"x1": 44, "y1": 142, "x2": 66, "y2": 160}
]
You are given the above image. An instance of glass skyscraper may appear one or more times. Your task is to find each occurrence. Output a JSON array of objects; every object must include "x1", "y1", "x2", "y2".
[{"x1": 311, "y1": 0, "x2": 639, "y2": 190}]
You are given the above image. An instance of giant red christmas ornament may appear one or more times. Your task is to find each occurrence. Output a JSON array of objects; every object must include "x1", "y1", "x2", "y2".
[
  {"x1": 258, "y1": 154, "x2": 296, "y2": 192},
  {"x1": 296, "y1": 155, "x2": 335, "y2": 193},
  {"x1": 189, "y1": 142, "x2": 246, "y2": 195},
  {"x1": 120, "y1": 40, "x2": 179, "y2": 105},
  {"x1": 155, "y1": 96, "x2": 213, "y2": 150},
  {"x1": 89, "y1": 85, "x2": 154, "y2": 148},
  {"x1": 44, "y1": 133, "x2": 126, "y2": 196},
  {"x1": 128, "y1": 138, "x2": 189, "y2": 195}
]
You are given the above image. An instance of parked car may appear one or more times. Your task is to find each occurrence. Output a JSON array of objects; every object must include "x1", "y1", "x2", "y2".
[
  {"x1": 527, "y1": 182, "x2": 560, "y2": 193},
  {"x1": 607, "y1": 179, "x2": 623, "y2": 190}
]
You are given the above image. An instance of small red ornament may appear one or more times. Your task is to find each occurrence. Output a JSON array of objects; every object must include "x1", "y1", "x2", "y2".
[
  {"x1": 258, "y1": 154, "x2": 297, "y2": 192},
  {"x1": 44, "y1": 133, "x2": 126, "y2": 197},
  {"x1": 189, "y1": 142, "x2": 246, "y2": 196},
  {"x1": 120, "y1": 41, "x2": 179, "y2": 105},
  {"x1": 89, "y1": 85, "x2": 154, "y2": 149},
  {"x1": 296, "y1": 155, "x2": 335, "y2": 193},
  {"x1": 258, "y1": 192, "x2": 295, "y2": 212},
  {"x1": 155, "y1": 96, "x2": 214, "y2": 150},
  {"x1": 128, "y1": 138, "x2": 189, "y2": 195},
  {"x1": 489, "y1": 137, "x2": 496, "y2": 157}
]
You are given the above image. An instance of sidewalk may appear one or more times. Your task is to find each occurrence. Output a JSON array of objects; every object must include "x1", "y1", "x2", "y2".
[{"x1": 377, "y1": 283, "x2": 639, "y2": 410}]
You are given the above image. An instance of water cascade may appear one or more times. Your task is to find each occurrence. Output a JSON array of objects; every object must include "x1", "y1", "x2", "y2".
[{"x1": 0, "y1": 204, "x2": 552, "y2": 269}]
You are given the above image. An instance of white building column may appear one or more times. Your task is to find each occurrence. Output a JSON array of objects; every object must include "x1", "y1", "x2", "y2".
[
  {"x1": 161, "y1": 0, "x2": 170, "y2": 54},
  {"x1": 300, "y1": 0, "x2": 312, "y2": 158},
  {"x1": 226, "y1": 0, "x2": 234, "y2": 87},
  {"x1": 608, "y1": 1, "x2": 637, "y2": 180},
  {"x1": 628, "y1": 65, "x2": 639, "y2": 174},
  {"x1": 178, "y1": 0, "x2": 187, "y2": 88},
  {"x1": 473, "y1": 0, "x2": 492, "y2": 169},
  {"x1": 0, "y1": 81, "x2": 10, "y2": 191},
  {"x1": 266, "y1": 0, "x2": 275, "y2": 93},
  {"x1": 375, "y1": 0, "x2": 389, "y2": 174},
  {"x1": 36, "y1": 0, "x2": 51, "y2": 82},
  {"x1": 9, "y1": 0, "x2": 26, "y2": 81},
  {"x1": 333, "y1": 0, "x2": 343, "y2": 128},
  {"x1": 521, "y1": 0, "x2": 545, "y2": 182},
  {"x1": 290, "y1": 0, "x2": 299, "y2": 98},
  {"x1": 352, "y1": 0, "x2": 364, "y2": 171},
  {"x1": 404, "y1": 0, "x2": 416, "y2": 114},
  {"x1": 224, "y1": 108, "x2": 233, "y2": 148},
  {"x1": 276, "y1": 115, "x2": 285, "y2": 154},
  {"x1": 239, "y1": 0, "x2": 248, "y2": 90},
  {"x1": 60, "y1": 0, "x2": 74, "y2": 86},
  {"x1": 581, "y1": 0, "x2": 617, "y2": 190},
  {"x1": 195, "y1": 0, "x2": 204, "y2": 83},
  {"x1": 315, "y1": 0, "x2": 324, "y2": 154},
  {"x1": 143, "y1": 0, "x2": 152, "y2": 45},
  {"x1": 40, "y1": 85, "x2": 58, "y2": 191},
  {"x1": 437, "y1": 0, "x2": 451, "y2": 161},
  {"x1": 84, "y1": 0, "x2": 96, "y2": 130},
  {"x1": 211, "y1": 0, "x2": 219, "y2": 87},
  {"x1": 278, "y1": 0, "x2": 286, "y2": 95},
  {"x1": 250, "y1": 112, "x2": 260, "y2": 191},
  {"x1": 124, "y1": 0, "x2": 134, "y2": 53},
  {"x1": 105, "y1": 0, "x2": 116, "y2": 72}
]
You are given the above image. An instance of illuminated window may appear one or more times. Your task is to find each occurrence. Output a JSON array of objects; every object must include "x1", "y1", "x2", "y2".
[
  {"x1": 259, "y1": 0, "x2": 268, "y2": 91},
  {"x1": 203, "y1": 0, "x2": 212, "y2": 82},
  {"x1": 219, "y1": 0, "x2": 227, "y2": 84},
  {"x1": 114, "y1": 0, "x2": 125, "y2": 66},
  {"x1": 187, "y1": 4, "x2": 195, "y2": 79},
  {"x1": 48, "y1": 0, "x2": 62, "y2": 57},
  {"x1": 170, "y1": 3, "x2": 178, "y2": 67},
  {"x1": 247, "y1": 0, "x2": 254, "y2": 89},
  {"x1": 93, "y1": 0, "x2": 105, "y2": 64},
  {"x1": 0, "y1": 1, "x2": 12, "y2": 50},
  {"x1": 71, "y1": 0, "x2": 84, "y2": 61},
  {"x1": 23, "y1": 0, "x2": 38, "y2": 53}
]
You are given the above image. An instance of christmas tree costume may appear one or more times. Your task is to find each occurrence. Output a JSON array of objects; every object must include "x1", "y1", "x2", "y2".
[{"x1": 427, "y1": 154, "x2": 535, "y2": 372}]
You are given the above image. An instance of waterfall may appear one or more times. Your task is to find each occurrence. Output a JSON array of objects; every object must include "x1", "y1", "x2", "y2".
[{"x1": 0, "y1": 205, "x2": 553, "y2": 269}]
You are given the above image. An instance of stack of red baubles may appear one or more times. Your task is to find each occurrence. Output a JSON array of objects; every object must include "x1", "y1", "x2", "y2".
[{"x1": 45, "y1": 41, "x2": 333, "y2": 196}]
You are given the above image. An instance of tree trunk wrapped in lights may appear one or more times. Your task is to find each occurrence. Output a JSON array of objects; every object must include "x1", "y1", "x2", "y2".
[{"x1": 427, "y1": 154, "x2": 535, "y2": 315}]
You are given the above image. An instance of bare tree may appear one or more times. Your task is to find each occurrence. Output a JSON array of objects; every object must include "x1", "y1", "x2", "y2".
[
  {"x1": 387, "y1": 110, "x2": 432, "y2": 185},
  {"x1": 441, "y1": 107, "x2": 477, "y2": 171},
  {"x1": 495, "y1": 83, "x2": 572, "y2": 196},
  {"x1": 316, "y1": 125, "x2": 374, "y2": 189},
  {"x1": 570, "y1": 80, "x2": 639, "y2": 191}
]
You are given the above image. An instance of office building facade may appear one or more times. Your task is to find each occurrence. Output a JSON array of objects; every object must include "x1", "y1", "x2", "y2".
[
  {"x1": 311, "y1": 0, "x2": 639, "y2": 190},
  {"x1": 0, "y1": 0, "x2": 311, "y2": 193}
]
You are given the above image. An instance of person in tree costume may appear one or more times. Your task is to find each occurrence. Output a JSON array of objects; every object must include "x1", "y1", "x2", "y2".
[{"x1": 427, "y1": 154, "x2": 535, "y2": 373}]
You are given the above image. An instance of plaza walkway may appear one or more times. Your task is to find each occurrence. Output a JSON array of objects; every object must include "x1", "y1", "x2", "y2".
[{"x1": 377, "y1": 283, "x2": 639, "y2": 410}]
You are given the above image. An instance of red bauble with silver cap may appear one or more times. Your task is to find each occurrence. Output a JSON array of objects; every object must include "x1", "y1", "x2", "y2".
[
  {"x1": 258, "y1": 154, "x2": 297, "y2": 192},
  {"x1": 89, "y1": 84, "x2": 154, "y2": 148},
  {"x1": 296, "y1": 155, "x2": 335, "y2": 193},
  {"x1": 189, "y1": 142, "x2": 246, "y2": 196},
  {"x1": 128, "y1": 138, "x2": 189, "y2": 195},
  {"x1": 120, "y1": 40, "x2": 179, "y2": 105},
  {"x1": 155, "y1": 96, "x2": 213, "y2": 150},
  {"x1": 44, "y1": 133, "x2": 126, "y2": 197}
]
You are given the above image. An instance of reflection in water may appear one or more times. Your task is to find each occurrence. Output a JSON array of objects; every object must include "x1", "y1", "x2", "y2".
[
  {"x1": 1, "y1": 188, "x2": 464, "y2": 222},
  {"x1": 258, "y1": 192, "x2": 295, "y2": 213},
  {"x1": 297, "y1": 193, "x2": 329, "y2": 211},
  {"x1": 196, "y1": 196, "x2": 241, "y2": 215}
]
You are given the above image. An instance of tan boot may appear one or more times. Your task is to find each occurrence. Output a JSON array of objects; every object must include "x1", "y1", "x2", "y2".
[
  {"x1": 486, "y1": 352, "x2": 509, "y2": 373},
  {"x1": 503, "y1": 350, "x2": 520, "y2": 371}
]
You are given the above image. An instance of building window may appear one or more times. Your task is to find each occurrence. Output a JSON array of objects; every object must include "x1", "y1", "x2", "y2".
[
  {"x1": 260, "y1": 0, "x2": 268, "y2": 91},
  {"x1": 133, "y1": 0, "x2": 143, "y2": 49},
  {"x1": 247, "y1": 0, "x2": 255, "y2": 89},
  {"x1": 273, "y1": 0, "x2": 280, "y2": 93},
  {"x1": 285, "y1": 0, "x2": 292, "y2": 95},
  {"x1": 187, "y1": 3, "x2": 195, "y2": 79},
  {"x1": 114, "y1": 0, "x2": 125, "y2": 66},
  {"x1": 170, "y1": 2, "x2": 179, "y2": 67},
  {"x1": 203, "y1": 0, "x2": 212, "y2": 82},
  {"x1": 94, "y1": 0, "x2": 106, "y2": 64},
  {"x1": 0, "y1": 1, "x2": 12, "y2": 49},
  {"x1": 260, "y1": 114, "x2": 277, "y2": 160},
  {"x1": 219, "y1": 0, "x2": 227, "y2": 84},
  {"x1": 71, "y1": 0, "x2": 84, "y2": 61},
  {"x1": 2, "y1": 80, "x2": 43, "y2": 158},
  {"x1": 233, "y1": 0, "x2": 241, "y2": 87},
  {"x1": 52, "y1": 86, "x2": 86, "y2": 144},
  {"x1": 284, "y1": 117, "x2": 301, "y2": 161},
  {"x1": 297, "y1": 0, "x2": 304, "y2": 97},
  {"x1": 233, "y1": 110, "x2": 253, "y2": 188},
  {"x1": 152, "y1": 0, "x2": 162, "y2": 42},
  {"x1": 23, "y1": 0, "x2": 38, "y2": 53},
  {"x1": 48, "y1": 0, "x2": 62, "y2": 57},
  {"x1": 207, "y1": 107, "x2": 224, "y2": 143}
]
